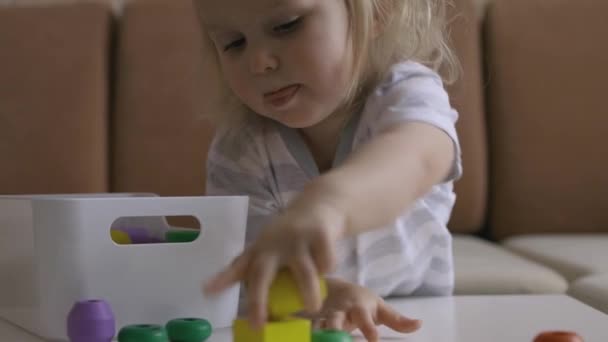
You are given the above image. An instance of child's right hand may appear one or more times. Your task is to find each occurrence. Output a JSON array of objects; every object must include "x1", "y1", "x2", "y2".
[
  {"x1": 203, "y1": 194, "x2": 348, "y2": 328},
  {"x1": 314, "y1": 278, "x2": 422, "y2": 342}
]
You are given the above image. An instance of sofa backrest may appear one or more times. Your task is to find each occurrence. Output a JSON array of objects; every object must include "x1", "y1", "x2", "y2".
[
  {"x1": 5, "y1": 0, "x2": 605, "y2": 238},
  {"x1": 445, "y1": 0, "x2": 488, "y2": 234},
  {"x1": 111, "y1": 0, "x2": 215, "y2": 197},
  {"x1": 0, "y1": 3, "x2": 111, "y2": 194},
  {"x1": 484, "y1": 0, "x2": 608, "y2": 238}
]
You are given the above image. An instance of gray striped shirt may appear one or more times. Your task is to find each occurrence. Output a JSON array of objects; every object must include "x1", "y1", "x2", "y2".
[{"x1": 206, "y1": 61, "x2": 462, "y2": 297}]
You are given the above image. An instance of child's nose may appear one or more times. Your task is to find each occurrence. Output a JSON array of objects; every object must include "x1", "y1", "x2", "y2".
[{"x1": 248, "y1": 46, "x2": 279, "y2": 75}]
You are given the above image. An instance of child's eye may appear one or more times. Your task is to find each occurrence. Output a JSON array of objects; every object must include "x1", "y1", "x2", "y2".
[
  {"x1": 224, "y1": 37, "x2": 246, "y2": 51},
  {"x1": 273, "y1": 17, "x2": 302, "y2": 33}
]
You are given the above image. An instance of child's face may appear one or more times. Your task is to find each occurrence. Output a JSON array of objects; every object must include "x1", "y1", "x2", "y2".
[{"x1": 198, "y1": 0, "x2": 353, "y2": 128}]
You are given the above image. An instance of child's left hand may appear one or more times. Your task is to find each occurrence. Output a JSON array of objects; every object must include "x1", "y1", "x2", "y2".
[{"x1": 313, "y1": 278, "x2": 422, "y2": 342}]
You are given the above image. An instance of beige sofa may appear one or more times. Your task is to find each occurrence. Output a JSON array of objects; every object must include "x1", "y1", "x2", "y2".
[{"x1": 1, "y1": 0, "x2": 607, "y2": 314}]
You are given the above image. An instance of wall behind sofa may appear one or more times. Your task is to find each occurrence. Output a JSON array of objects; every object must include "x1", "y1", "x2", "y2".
[{"x1": 1, "y1": 0, "x2": 495, "y2": 17}]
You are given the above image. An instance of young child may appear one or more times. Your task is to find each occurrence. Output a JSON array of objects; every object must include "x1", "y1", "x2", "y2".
[{"x1": 195, "y1": 0, "x2": 462, "y2": 340}]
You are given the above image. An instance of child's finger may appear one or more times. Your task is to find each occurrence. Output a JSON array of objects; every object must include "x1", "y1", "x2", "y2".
[
  {"x1": 343, "y1": 320, "x2": 357, "y2": 332},
  {"x1": 349, "y1": 306, "x2": 378, "y2": 342},
  {"x1": 324, "y1": 311, "x2": 346, "y2": 330},
  {"x1": 203, "y1": 252, "x2": 249, "y2": 295},
  {"x1": 290, "y1": 251, "x2": 323, "y2": 313},
  {"x1": 310, "y1": 231, "x2": 335, "y2": 274},
  {"x1": 246, "y1": 255, "x2": 279, "y2": 328},
  {"x1": 377, "y1": 301, "x2": 422, "y2": 333},
  {"x1": 311, "y1": 317, "x2": 324, "y2": 330}
]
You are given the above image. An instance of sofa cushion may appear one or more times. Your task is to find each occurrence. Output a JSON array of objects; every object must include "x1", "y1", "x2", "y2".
[
  {"x1": 112, "y1": 0, "x2": 216, "y2": 196},
  {"x1": 0, "y1": 3, "x2": 111, "y2": 194},
  {"x1": 453, "y1": 235, "x2": 568, "y2": 295},
  {"x1": 568, "y1": 274, "x2": 608, "y2": 315},
  {"x1": 503, "y1": 235, "x2": 608, "y2": 281},
  {"x1": 445, "y1": 0, "x2": 488, "y2": 234},
  {"x1": 485, "y1": 0, "x2": 608, "y2": 239},
  {"x1": 453, "y1": 235, "x2": 567, "y2": 294}
]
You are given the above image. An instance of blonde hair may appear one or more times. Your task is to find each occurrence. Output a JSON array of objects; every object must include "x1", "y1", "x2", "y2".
[{"x1": 194, "y1": 0, "x2": 459, "y2": 126}]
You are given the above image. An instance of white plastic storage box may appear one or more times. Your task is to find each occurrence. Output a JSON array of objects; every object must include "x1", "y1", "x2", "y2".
[{"x1": 0, "y1": 193, "x2": 248, "y2": 341}]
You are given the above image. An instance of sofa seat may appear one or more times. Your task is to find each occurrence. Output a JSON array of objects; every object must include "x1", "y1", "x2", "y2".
[
  {"x1": 503, "y1": 234, "x2": 608, "y2": 281},
  {"x1": 453, "y1": 235, "x2": 568, "y2": 294},
  {"x1": 567, "y1": 274, "x2": 608, "y2": 315}
]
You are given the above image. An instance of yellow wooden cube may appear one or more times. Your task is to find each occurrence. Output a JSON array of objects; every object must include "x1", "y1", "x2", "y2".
[
  {"x1": 232, "y1": 318, "x2": 310, "y2": 342},
  {"x1": 268, "y1": 269, "x2": 328, "y2": 318}
]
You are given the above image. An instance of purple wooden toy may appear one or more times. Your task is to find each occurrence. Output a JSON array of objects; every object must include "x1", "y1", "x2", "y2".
[
  {"x1": 67, "y1": 299, "x2": 116, "y2": 342},
  {"x1": 117, "y1": 227, "x2": 164, "y2": 244}
]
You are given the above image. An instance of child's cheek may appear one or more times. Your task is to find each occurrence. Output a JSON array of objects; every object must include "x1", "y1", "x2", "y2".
[
  {"x1": 225, "y1": 73, "x2": 249, "y2": 100},
  {"x1": 228, "y1": 77, "x2": 260, "y2": 111}
]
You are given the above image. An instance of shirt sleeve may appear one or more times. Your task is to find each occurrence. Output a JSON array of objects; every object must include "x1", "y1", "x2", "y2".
[
  {"x1": 367, "y1": 61, "x2": 463, "y2": 182},
  {"x1": 205, "y1": 124, "x2": 277, "y2": 240}
]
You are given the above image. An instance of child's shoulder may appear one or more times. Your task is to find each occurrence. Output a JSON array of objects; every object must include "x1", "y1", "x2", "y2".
[
  {"x1": 363, "y1": 60, "x2": 449, "y2": 114},
  {"x1": 374, "y1": 60, "x2": 444, "y2": 96},
  {"x1": 355, "y1": 60, "x2": 455, "y2": 138}
]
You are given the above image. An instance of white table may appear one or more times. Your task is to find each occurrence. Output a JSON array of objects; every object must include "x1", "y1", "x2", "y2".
[{"x1": 1, "y1": 295, "x2": 606, "y2": 341}]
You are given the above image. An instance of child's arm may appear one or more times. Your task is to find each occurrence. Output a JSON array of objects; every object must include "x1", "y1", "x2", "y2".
[
  {"x1": 204, "y1": 64, "x2": 458, "y2": 330},
  {"x1": 204, "y1": 120, "x2": 455, "y2": 327},
  {"x1": 294, "y1": 120, "x2": 455, "y2": 237}
]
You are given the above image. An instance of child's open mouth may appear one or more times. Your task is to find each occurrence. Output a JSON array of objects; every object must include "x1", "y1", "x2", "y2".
[{"x1": 264, "y1": 84, "x2": 300, "y2": 108}]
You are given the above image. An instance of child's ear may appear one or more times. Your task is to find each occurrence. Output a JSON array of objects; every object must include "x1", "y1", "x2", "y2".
[
  {"x1": 372, "y1": 20, "x2": 383, "y2": 39},
  {"x1": 372, "y1": 16, "x2": 388, "y2": 39},
  {"x1": 372, "y1": 2, "x2": 390, "y2": 39}
]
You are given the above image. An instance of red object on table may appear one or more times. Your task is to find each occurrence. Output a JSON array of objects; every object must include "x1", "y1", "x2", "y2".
[{"x1": 533, "y1": 331, "x2": 583, "y2": 342}]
